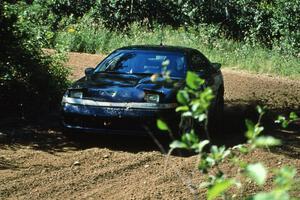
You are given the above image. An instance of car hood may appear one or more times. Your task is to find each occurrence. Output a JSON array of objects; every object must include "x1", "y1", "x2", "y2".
[{"x1": 68, "y1": 73, "x2": 184, "y2": 103}]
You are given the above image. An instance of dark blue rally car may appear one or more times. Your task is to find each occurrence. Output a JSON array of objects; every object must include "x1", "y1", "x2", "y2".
[{"x1": 61, "y1": 45, "x2": 224, "y2": 135}]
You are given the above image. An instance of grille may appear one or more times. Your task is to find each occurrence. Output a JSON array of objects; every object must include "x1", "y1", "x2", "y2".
[{"x1": 63, "y1": 114, "x2": 156, "y2": 131}]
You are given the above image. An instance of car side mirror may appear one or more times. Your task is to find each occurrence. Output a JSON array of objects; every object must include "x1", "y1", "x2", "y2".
[
  {"x1": 212, "y1": 63, "x2": 221, "y2": 71},
  {"x1": 85, "y1": 67, "x2": 94, "y2": 80}
]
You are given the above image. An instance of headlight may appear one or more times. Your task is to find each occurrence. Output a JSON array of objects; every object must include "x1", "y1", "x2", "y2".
[
  {"x1": 69, "y1": 90, "x2": 83, "y2": 98},
  {"x1": 144, "y1": 94, "x2": 160, "y2": 103}
]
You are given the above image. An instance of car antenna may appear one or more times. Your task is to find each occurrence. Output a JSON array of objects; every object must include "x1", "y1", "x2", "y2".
[{"x1": 160, "y1": 24, "x2": 164, "y2": 46}]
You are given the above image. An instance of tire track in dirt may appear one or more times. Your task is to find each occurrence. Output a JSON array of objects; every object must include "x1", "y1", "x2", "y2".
[
  {"x1": 0, "y1": 147, "x2": 204, "y2": 200},
  {"x1": 1, "y1": 143, "x2": 299, "y2": 199}
]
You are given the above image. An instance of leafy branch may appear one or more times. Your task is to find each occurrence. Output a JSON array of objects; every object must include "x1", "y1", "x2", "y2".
[{"x1": 157, "y1": 71, "x2": 297, "y2": 200}]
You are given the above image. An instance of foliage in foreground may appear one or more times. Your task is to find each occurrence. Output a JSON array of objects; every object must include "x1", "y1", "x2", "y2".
[{"x1": 158, "y1": 72, "x2": 299, "y2": 199}]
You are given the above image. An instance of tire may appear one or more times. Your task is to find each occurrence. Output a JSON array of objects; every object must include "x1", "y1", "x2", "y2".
[{"x1": 206, "y1": 86, "x2": 224, "y2": 141}]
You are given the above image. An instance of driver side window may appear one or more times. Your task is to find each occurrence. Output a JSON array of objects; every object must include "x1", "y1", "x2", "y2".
[{"x1": 190, "y1": 51, "x2": 210, "y2": 72}]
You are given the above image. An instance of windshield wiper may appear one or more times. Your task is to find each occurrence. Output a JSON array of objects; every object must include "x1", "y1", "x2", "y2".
[
  {"x1": 94, "y1": 71, "x2": 127, "y2": 75},
  {"x1": 132, "y1": 72, "x2": 155, "y2": 75}
]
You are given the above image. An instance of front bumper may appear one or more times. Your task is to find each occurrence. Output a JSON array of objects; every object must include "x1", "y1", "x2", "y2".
[{"x1": 61, "y1": 97, "x2": 178, "y2": 134}]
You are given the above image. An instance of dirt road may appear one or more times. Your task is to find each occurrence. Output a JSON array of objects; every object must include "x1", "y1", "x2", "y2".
[{"x1": 0, "y1": 52, "x2": 299, "y2": 199}]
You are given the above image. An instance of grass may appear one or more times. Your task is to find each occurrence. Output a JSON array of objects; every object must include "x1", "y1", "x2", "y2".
[{"x1": 54, "y1": 22, "x2": 300, "y2": 79}]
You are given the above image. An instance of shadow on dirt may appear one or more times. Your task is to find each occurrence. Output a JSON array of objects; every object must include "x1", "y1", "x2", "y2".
[{"x1": 1, "y1": 103, "x2": 299, "y2": 158}]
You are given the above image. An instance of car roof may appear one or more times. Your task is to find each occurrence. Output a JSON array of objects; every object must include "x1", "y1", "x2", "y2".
[{"x1": 117, "y1": 45, "x2": 196, "y2": 54}]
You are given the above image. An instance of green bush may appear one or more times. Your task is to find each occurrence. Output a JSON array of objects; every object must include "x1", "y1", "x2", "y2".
[
  {"x1": 8, "y1": 0, "x2": 300, "y2": 56},
  {"x1": 53, "y1": 21, "x2": 300, "y2": 78},
  {"x1": 94, "y1": 0, "x2": 183, "y2": 29},
  {"x1": 271, "y1": 0, "x2": 300, "y2": 55},
  {"x1": 95, "y1": 0, "x2": 300, "y2": 55},
  {"x1": 0, "y1": 1, "x2": 69, "y2": 119},
  {"x1": 3, "y1": 0, "x2": 299, "y2": 84}
]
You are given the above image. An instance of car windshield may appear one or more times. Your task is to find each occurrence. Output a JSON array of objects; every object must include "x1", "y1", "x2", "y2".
[{"x1": 95, "y1": 50, "x2": 186, "y2": 78}]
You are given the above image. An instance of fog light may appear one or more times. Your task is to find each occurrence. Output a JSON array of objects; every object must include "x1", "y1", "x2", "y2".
[
  {"x1": 69, "y1": 91, "x2": 83, "y2": 98},
  {"x1": 144, "y1": 94, "x2": 160, "y2": 103}
]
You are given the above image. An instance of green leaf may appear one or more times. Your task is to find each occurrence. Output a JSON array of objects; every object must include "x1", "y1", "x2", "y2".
[
  {"x1": 249, "y1": 192, "x2": 276, "y2": 200},
  {"x1": 275, "y1": 115, "x2": 289, "y2": 128},
  {"x1": 245, "y1": 119, "x2": 255, "y2": 130},
  {"x1": 211, "y1": 145, "x2": 219, "y2": 154},
  {"x1": 157, "y1": 119, "x2": 169, "y2": 131},
  {"x1": 245, "y1": 119, "x2": 255, "y2": 139},
  {"x1": 182, "y1": 111, "x2": 193, "y2": 117},
  {"x1": 234, "y1": 144, "x2": 249, "y2": 154},
  {"x1": 181, "y1": 131, "x2": 199, "y2": 145},
  {"x1": 254, "y1": 136, "x2": 281, "y2": 147},
  {"x1": 275, "y1": 115, "x2": 285, "y2": 124},
  {"x1": 170, "y1": 140, "x2": 188, "y2": 149},
  {"x1": 186, "y1": 71, "x2": 204, "y2": 90},
  {"x1": 274, "y1": 166, "x2": 296, "y2": 189},
  {"x1": 161, "y1": 59, "x2": 170, "y2": 67},
  {"x1": 282, "y1": 121, "x2": 289, "y2": 129},
  {"x1": 207, "y1": 179, "x2": 235, "y2": 200},
  {"x1": 222, "y1": 149, "x2": 231, "y2": 159},
  {"x1": 275, "y1": 112, "x2": 299, "y2": 128},
  {"x1": 198, "y1": 140, "x2": 210, "y2": 152},
  {"x1": 254, "y1": 126, "x2": 264, "y2": 136},
  {"x1": 289, "y1": 112, "x2": 298, "y2": 120},
  {"x1": 256, "y1": 105, "x2": 265, "y2": 115},
  {"x1": 198, "y1": 158, "x2": 210, "y2": 173},
  {"x1": 176, "y1": 106, "x2": 189, "y2": 112},
  {"x1": 197, "y1": 113, "x2": 207, "y2": 122},
  {"x1": 177, "y1": 90, "x2": 189, "y2": 105},
  {"x1": 249, "y1": 191, "x2": 289, "y2": 200},
  {"x1": 245, "y1": 163, "x2": 267, "y2": 186}
]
